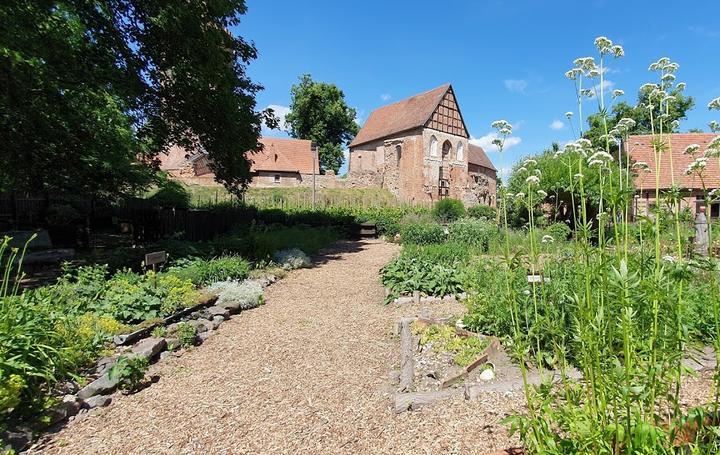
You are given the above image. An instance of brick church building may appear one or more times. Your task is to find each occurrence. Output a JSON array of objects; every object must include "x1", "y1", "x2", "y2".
[{"x1": 348, "y1": 84, "x2": 497, "y2": 206}]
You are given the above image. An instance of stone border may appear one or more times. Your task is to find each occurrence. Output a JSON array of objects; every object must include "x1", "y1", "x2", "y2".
[
  {"x1": 3, "y1": 275, "x2": 278, "y2": 453},
  {"x1": 392, "y1": 316, "x2": 498, "y2": 413},
  {"x1": 391, "y1": 291, "x2": 468, "y2": 305}
]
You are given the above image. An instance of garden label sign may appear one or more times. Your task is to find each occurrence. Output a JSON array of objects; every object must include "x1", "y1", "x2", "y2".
[{"x1": 145, "y1": 251, "x2": 167, "y2": 271}]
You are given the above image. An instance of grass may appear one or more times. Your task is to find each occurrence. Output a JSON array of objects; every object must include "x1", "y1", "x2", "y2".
[{"x1": 181, "y1": 182, "x2": 399, "y2": 209}]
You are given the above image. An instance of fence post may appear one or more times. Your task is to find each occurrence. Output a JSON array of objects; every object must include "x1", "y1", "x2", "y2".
[{"x1": 695, "y1": 206, "x2": 709, "y2": 257}]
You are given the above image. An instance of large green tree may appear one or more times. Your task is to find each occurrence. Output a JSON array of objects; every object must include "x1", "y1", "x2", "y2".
[
  {"x1": 284, "y1": 74, "x2": 358, "y2": 173},
  {"x1": 0, "y1": 1, "x2": 270, "y2": 198},
  {"x1": 584, "y1": 88, "x2": 694, "y2": 150}
]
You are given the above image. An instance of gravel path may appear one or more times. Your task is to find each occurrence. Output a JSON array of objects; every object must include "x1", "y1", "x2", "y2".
[{"x1": 38, "y1": 239, "x2": 522, "y2": 454}]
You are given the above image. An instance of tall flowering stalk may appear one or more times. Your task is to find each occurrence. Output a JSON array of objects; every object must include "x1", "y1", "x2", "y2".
[{"x1": 501, "y1": 37, "x2": 720, "y2": 453}]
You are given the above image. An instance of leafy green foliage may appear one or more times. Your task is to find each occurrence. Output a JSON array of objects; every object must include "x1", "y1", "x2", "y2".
[
  {"x1": 1, "y1": 1, "x2": 267, "y2": 197},
  {"x1": 149, "y1": 176, "x2": 191, "y2": 209},
  {"x1": 400, "y1": 222, "x2": 446, "y2": 245},
  {"x1": 207, "y1": 280, "x2": 263, "y2": 310},
  {"x1": 284, "y1": 74, "x2": 359, "y2": 173},
  {"x1": 414, "y1": 322, "x2": 490, "y2": 366},
  {"x1": 584, "y1": 87, "x2": 694, "y2": 150},
  {"x1": 448, "y1": 218, "x2": 497, "y2": 251},
  {"x1": 168, "y1": 256, "x2": 250, "y2": 286},
  {"x1": 546, "y1": 221, "x2": 572, "y2": 241},
  {"x1": 467, "y1": 204, "x2": 497, "y2": 220},
  {"x1": 175, "y1": 322, "x2": 197, "y2": 348},
  {"x1": 432, "y1": 198, "x2": 466, "y2": 223},
  {"x1": 400, "y1": 243, "x2": 470, "y2": 266},
  {"x1": 108, "y1": 356, "x2": 149, "y2": 392},
  {"x1": 381, "y1": 257, "x2": 463, "y2": 301}
]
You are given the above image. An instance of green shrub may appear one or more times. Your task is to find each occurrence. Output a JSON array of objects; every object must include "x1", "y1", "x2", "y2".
[
  {"x1": 168, "y1": 256, "x2": 250, "y2": 286},
  {"x1": 448, "y1": 218, "x2": 497, "y2": 251},
  {"x1": 149, "y1": 178, "x2": 191, "y2": 209},
  {"x1": 400, "y1": 242, "x2": 470, "y2": 266},
  {"x1": 467, "y1": 204, "x2": 497, "y2": 220},
  {"x1": 381, "y1": 257, "x2": 464, "y2": 300},
  {"x1": 108, "y1": 355, "x2": 149, "y2": 392},
  {"x1": 176, "y1": 322, "x2": 197, "y2": 347},
  {"x1": 207, "y1": 280, "x2": 264, "y2": 310},
  {"x1": 546, "y1": 222, "x2": 571, "y2": 241},
  {"x1": 273, "y1": 248, "x2": 311, "y2": 270},
  {"x1": 400, "y1": 222, "x2": 445, "y2": 245},
  {"x1": 45, "y1": 203, "x2": 82, "y2": 226},
  {"x1": 432, "y1": 198, "x2": 465, "y2": 223}
]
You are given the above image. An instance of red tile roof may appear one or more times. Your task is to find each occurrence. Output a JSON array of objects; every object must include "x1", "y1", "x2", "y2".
[
  {"x1": 350, "y1": 84, "x2": 451, "y2": 147},
  {"x1": 468, "y1": 144, "x2": 497, "y2": 171},
  {"x1": 249, "y1": 137, "x2": 318, "y2": 174},
  {"x1": 628, "y1": 133, "x2": 720, "y2": 190}
]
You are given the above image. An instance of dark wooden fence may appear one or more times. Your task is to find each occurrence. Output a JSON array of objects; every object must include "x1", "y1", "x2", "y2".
[{"x1": 1, "y1": 193, "x2": 254, "y2": 245}]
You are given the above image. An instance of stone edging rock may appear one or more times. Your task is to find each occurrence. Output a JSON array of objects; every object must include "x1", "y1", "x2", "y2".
[{"x1": 3, "y1": 275, "x2": 278, "y2": 454}]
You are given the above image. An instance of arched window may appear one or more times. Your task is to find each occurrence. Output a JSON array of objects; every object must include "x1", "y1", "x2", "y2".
[
  {"x1": 456, "y1": 142, "x2": 464, "y2": 161},
  {"x1": 429, "y1": 136, "x2": 438, "y2": 157},
  {"x1": 395, "y1": 145, "x2": 402, "y2": 165},
  {"x1": 441, "y1": 140, "x2": 452, "y2": 159}
]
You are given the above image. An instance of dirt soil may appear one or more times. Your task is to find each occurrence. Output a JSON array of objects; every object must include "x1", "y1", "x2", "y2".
[{"x1": 34, "y1": 240, "x2": 524, "y2": 455}]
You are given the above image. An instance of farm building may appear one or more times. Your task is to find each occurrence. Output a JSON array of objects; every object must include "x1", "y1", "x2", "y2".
[
  {"x1": 629, "y1": 133, "x2": 720, "y2": 218},
  {"x1": 348, "y1": 84, "x2": 497, "y2": 206},
  {"x1": 158, "y1": 137, "x2": 319, "y2": 187}
]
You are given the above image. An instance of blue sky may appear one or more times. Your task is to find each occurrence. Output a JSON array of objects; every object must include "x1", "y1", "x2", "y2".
[{"x1": 235, "y1": 0, "x2": 720, "y2": 178}]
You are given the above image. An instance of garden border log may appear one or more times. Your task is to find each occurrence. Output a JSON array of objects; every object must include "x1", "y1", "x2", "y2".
[
  {"x1": 394, "y1": 389, "x2": 460, "y2": 413},
  {"x1": 398, "y1": 317, "x2": 414, "y2": 392}
]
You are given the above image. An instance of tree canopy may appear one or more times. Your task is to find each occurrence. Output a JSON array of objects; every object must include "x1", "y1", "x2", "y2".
[
  {"x1": 584, "y1": 88, "x2": 694, "y2": 150},
  {"x1": 1, "y1": 1, "x2": 269, "y2": 198},
  {"x1": 284, "y1": 74, "x2": 358, "y2": 173}
]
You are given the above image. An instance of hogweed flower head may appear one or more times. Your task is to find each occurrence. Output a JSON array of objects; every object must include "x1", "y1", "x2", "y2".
[
  {"x1": 537, "y1": 190, "x2": 548, "y2": 198},
  {"x1": 685, "y1": 157, "x2": 708, "y2": 175},
  {"x1": 526, "y1": 175, "x2": 540, "y2": 186},
  {"x1": 684, "y1": 144, "x2": 700, "y2": 156},
  {"x1": 612, "y1": 89, "x2": 624, "y2": 99},
  {"x1": 611, "y1": 45, "x2": 625, "y2": 58},
  {"x1": 671, "y1": 120, "x2": 680, "y2": 130},
  {"x1": 594, "y1": 36, "x2": 613, "y2": 55},
  {"x1": 709, "y1": 188, "x2": 720, "y2": 202},
  {"x1": 541, "y1": 235, "x2": 555, "y2": 244},
  {"x1": 573, "y1": 57, "x2": 597, "y2": 72},
  {"x1": 524, "y1": 159, "x2": 537, "y2": 166},
  {"x1": 709, "y1": 120, "x2": 720, "y2": 133},
  {"x1": 709, "y1": 97, "x2": 720, "y2": 111},
  {"x1": 633, "y1": 161, "x2": 651, "y2": 172},
  {"x1": 565, "y1": 111, "x2": 573, "y2": 119},
  {"x1": 517, "y1": 166, "x2": 528, "y2": 174},
  {"x1": 677, "y1": 82, "x2": 686, "y2": 91}
]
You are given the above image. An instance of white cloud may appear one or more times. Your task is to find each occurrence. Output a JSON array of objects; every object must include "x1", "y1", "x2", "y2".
[
  {"x1": 380, "y1": 93, "x2": 391, "y2": 101},
  {"x1": 503, "y1": 79, "x2": 528, "y2": 94},
  {"x1": 497, "y1": 166, "x2": 513, "y2": 180},
  {"x1": 262, "y1": 104, "x2": 290, "y2": 132},
  {"x1": 588, "y1": 80, "x2": 615, "y2": 98},
  {"x1": 470, "y1": 133, "x2": 522, "y2": 153},
  {"x1": 549, "y1": 120, "x2": 565, "y2": 130}
]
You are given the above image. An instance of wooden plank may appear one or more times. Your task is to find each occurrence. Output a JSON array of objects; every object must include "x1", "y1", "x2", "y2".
[
  {"x1": 398, "y1": 318, "x2": 415, "y2": 392},
  {"x1": 144, "y1": 251, "x2": 167, "y2": 266}
]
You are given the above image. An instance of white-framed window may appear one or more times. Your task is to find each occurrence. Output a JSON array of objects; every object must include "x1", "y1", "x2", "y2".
[
  {"x1": 274, "y1": 174, "x2": 280, "y2": 183},
  {"x1": 456, "y1": 142, "x2": 464, "y2": 161}
]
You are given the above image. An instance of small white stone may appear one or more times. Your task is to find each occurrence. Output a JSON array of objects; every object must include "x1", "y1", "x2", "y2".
[{"x1": 479, "y1": 368, "x2": 495, "y2": 381}]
